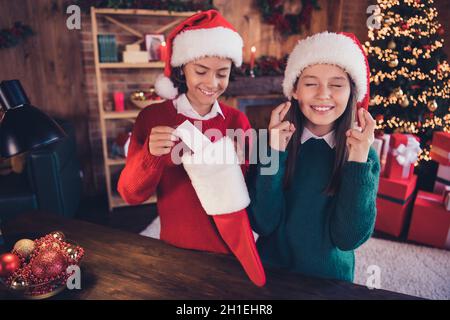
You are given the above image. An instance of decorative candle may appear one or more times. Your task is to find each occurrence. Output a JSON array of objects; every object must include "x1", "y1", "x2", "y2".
[
  {"x1": 160, "y1": 41, "x2": 167, "y2": 62},
  {"x1": 114, "y1": 92, "x2": 125, "y2": 112},
  {"x1": 250, "y1": 46, "x2": 256, "y2": 70}
]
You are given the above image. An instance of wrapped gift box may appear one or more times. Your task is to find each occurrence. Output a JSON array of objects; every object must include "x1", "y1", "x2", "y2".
[
  {"x1": 430, "y1": 131, "x2": 450, "y2": 166},
  {"x1": 371, "y1": 138, "x2": 382, "y2": 161},
  {"x1": 375, "y1": 174, "x2": 417, "y2": 237},
  {"x1": 384, "y1": 133, "x2": 421, "y2": 180},
  {"x1": 375, "y1": 134, "x2": 391, "y2": 175},
  {"x1": 445, "y1": 186, "x2": 450, "y2": 211},
  {"x1": 407, "y1": 191, "x2": 450, "y2": 249},
  {"x1": 434, "y1": 164, "x2": 450, "y2": 194}
]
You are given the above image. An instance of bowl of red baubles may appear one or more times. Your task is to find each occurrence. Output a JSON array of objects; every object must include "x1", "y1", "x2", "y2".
[{"x1": 0, "y1": 231, "x2": 84, "y2": 299}]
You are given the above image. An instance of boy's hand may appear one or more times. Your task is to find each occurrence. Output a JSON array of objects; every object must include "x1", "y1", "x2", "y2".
[{"x1": 149, "y1": 126, "x2": 179, "y2": 156}]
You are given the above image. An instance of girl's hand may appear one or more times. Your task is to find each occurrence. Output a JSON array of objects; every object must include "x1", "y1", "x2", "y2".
[
  {"x1": 149, "y1": 126, "x2": 179, "y2": 156},
  {"x1": 346, "y1": 108, "x2": 376, "y2": 163},
  {"x1": 269, "y1": 102, "x2": 296, "y2": 152}
]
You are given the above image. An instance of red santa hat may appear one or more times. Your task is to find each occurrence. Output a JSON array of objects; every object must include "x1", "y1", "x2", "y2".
[
  {"x1": 282, "y1": 31, "x2": 370, "y2": 111},
  {"x1": 155, "y1": 10, "x2": 243, "y2": 100}
]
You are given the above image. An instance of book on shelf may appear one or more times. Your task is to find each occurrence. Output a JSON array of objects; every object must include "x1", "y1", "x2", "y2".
[{"x1": 98, "y1": 34, "x2": 118, "y2": 62}]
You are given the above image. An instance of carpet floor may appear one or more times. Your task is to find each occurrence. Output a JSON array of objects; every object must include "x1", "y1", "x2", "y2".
[{"x1": 354, "y1": 237, "x2": 450, "y2": 300}]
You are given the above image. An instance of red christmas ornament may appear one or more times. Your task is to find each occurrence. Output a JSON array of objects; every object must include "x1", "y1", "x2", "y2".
[
  {"x1": 401, "y1": 23, "x2": 409, "y2": 30},
  {"x1": 423, "y1": 45, "x2": 431, "y2": 51},
  {"x1": 375, "y1": 114, "x2": 384, "y2": 122},
  {"x1": 31, "y1": 249, "x2": 68, "y2": 280},
  {"x1": 0, "y1": 253, "x2": 21, "y2": 278},
  {"x1": 437, "y1": 26, "x2": 444, "y2": 36}
]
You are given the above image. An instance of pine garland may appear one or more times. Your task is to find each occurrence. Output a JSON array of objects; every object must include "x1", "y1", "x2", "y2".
[
  {"x1": 0, "y1": 22, "x2": 34, "y2": 50},
  {"x1": 75, "y1": 0, "x2": 215, "y2": 13},
  {"x1": 256, "y1": 0, "x2": 320, "y2": 36}
]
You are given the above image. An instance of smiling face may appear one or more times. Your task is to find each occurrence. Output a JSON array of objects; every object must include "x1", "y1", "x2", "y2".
[
  {"x1": 183, "y1": 56, "x2": 232, "y2": 115},
  {"x1": 292, "y1": 64, "x2": 352, "y2": 136}
]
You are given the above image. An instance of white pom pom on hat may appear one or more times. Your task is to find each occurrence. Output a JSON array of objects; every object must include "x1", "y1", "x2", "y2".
[
  {"x1": 154, "y1": 74, "x2": 178, "y2": 100},
  {"x1": 154, "y1": 10, "x2": 243, "y2": 100}
]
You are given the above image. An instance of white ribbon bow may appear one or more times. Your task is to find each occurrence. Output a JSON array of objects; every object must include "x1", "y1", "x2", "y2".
[{"x1": 392, "y1": 136, "x2": 421, "y2": 178}]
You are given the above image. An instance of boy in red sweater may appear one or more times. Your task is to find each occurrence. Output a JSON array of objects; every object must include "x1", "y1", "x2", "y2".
[{"x1": 117, "y1": 10, "x2": 265, "y2": 286}]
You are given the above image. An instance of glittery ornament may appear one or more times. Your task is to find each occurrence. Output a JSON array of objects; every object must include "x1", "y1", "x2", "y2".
[
  {"x1": 31, "y1": 249, "x2": 68, "y2": 280},
  {"x1": 0, "y1": 253, "x2": 21, "y2": 278},
  {"x1": 13, "y1": 239, "x2": 35, "y2": 259},
  {"x1": 65, "y1": 244, "x2": 81, "y2": 262},
  {"x1": 50, "y1": 231, "x2": 65, "y2": 242}
]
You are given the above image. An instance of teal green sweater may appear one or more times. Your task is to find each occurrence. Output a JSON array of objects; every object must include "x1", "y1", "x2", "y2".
[{"x1": 248, "y1": 139, "x2": 380, "y2": 282}]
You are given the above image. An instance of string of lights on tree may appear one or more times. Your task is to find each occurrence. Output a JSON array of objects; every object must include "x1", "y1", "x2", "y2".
[{"x1": 364, "y1": 0, "x2": 450, "y2": 164}]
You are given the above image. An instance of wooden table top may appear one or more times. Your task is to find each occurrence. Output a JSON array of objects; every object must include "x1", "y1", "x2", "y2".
[{"x1": 0, "y1": 211, "x2": 420, "y2": 300}]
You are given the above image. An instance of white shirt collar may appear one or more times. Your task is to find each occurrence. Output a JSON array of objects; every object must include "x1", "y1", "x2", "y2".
[
  {"x1": 300, "y1": 127, "x2": 336, "y2": 149},
  {"x1": 173, "y1": 93, "x2": 225, "y2": 120}
]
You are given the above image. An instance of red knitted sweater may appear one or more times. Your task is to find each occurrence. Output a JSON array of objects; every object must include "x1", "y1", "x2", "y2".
[{"x1": 117, "y1": 99, "x2": 252, "y2": 254}]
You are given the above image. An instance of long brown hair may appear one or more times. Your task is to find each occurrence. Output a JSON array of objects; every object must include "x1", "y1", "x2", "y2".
[{"x1": 283, "y1": 77, "x2": 357, "y2": 195}]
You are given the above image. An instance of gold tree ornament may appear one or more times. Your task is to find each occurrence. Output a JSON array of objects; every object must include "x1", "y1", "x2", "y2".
[
  {"x1": 427, "y1": 99, "x2": 438, "y2": 112},
  {"x1": 410, "y1": 58, "x2": 417, "y2": 65},
  {"x1": 388, "y1": 40, "x2": 396, "y2": 49},
  {"x1": 400, "y1": 97, "x2": 410, "y2": 108},
  {"x1": 394, "y1": 87, "x2": 404, "y2": 98},
  {"x1": 373, "y1": 77, "x2": 380, "y2": 85},
  {"x1": 389, "y1": 58, "x2": 399, "y2": 67},
  {"x1": 10, "y1": 277, "x2": 29, "y2": 291},
  {"x1": 13, "y1": 239, "x2": 35, "y2": 259}
]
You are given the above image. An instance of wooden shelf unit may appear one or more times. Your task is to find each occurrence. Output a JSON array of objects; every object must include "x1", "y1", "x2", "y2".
[
  {"x1": 99, "y1": 62, "x2": 165, "y2": 69},
  {"x1": 90, "y1": 7, "x2": 196, "y2": 210}
]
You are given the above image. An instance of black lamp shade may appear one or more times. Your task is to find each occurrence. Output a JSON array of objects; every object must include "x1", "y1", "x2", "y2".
[{"x1": 0, "y1": 80, "x2": 67, "y2": 158}]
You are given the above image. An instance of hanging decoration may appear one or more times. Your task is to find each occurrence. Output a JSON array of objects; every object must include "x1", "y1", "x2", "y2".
[
  {"x1": 0, "y1": 22, "x2": 34, "y2": 50},
  {"x1": 256, "y1": 0, "x2": 321, "y2": 36},
  {"x1": 75, "y1": 0, "x2": 215, "y2": 13}
]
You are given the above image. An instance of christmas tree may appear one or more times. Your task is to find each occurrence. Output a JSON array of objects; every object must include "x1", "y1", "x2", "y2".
[{"x1": 364, "y1": 0, "x2": 450, "y2": 165}]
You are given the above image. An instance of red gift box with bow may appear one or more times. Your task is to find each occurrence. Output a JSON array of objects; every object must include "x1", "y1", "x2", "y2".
[
  {"x1": 375, "y1": 174, "x2": 417, "y2": 237},
  {"x1": 407, "y1": 191, "x2": 450, "y2": 249},
  {"x1": 384, "y1": 133, "x2": 421, "y2": 180},
  {"x1": 430, "y1": 131, "x2": 450, "y2": 166}
]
